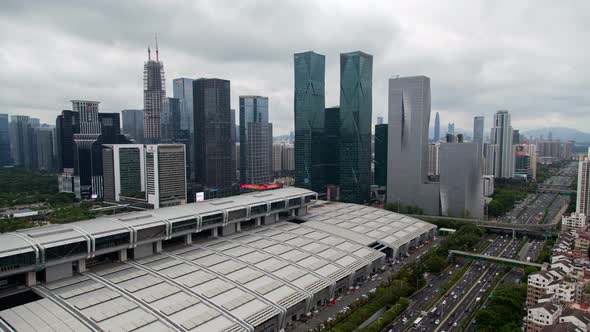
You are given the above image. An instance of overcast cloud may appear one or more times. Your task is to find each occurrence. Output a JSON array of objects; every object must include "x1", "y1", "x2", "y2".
[{"x1": 1, "y1": 0, "x2": 589, "y2": 135}]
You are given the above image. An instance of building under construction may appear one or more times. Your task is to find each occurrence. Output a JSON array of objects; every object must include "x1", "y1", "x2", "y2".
[{"x1": 143, "y1": 40, "x2": 166, "y2": 143}]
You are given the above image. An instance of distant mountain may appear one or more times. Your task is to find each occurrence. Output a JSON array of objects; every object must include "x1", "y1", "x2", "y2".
[{"x1": 522, "y1": 127, "x2": 590, "y2": 143}]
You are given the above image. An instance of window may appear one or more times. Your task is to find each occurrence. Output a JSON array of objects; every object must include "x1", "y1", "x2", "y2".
[
  {"x1": 95, "y1": 233, "x2": 130, "y2": 251},
  {"x1": 0, "y1": 252, "x2": 36, "y2": 272},
  {"x1": 304, "y1": 194, "x2": 315, "y2": 203},
  {"x1": 137, "y1": 225, "x2": 166, "y2": 241},
  {"x1": 271, "y1": 201, "x2": 285, "y2": 211},
  {"x1": 288, "y1": 197, "x2": 302, "y2": 207},
  {"x1": 171, "y1": 219, "x2": 197, "y2": 234},
  {"x1": 202, "y1": 213, "x2": 224, "y2": 227},
  {"x1": 250, "y1": 204, "x2": 267, "y2": 216},
  {"x1": 45, "y1": 241, "x2": 87, "y2": 261},
  {"x1": 228, "y1": 209, "x2": 247, "y2": 221}
]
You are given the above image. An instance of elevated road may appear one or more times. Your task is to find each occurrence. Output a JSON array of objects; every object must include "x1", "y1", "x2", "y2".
[
  {"x1": 449, "y1": 250, "x2": 544, "y2": 268},
  {"x1": 411, "y1": 215, "x2": 560, "y2": 235}
]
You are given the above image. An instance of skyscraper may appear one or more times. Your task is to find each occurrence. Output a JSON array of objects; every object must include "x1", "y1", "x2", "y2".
[
  {"x1": 324, "y1": 106, "x2": 340, "y2": 186},
  {"x1": 143, "y1": 45, "x2": 165, "y2": 143},
  {"x1": 121, "y1": 109, "x2": 144, "y2": 143},
  {"x1": 193, "y1": 78, "x2": 234, "y2": 198},
  {"x1": 447, "y1": 122, "x2": 455, "y2": 136},
  {"x1": 490, "y1": 110, "x2": 514, "y2": 178},
  {"x1": 36, "y1": 126, "x2": 55, "y2": 171},
  {"x1": 146, "y1": 144, "x2": 187, "y2": 208},
  {"x1": 173, "y1": 78, "x2": 195, "y2": 180},
  {"x1": 387, "y1": 76, "x2": 440, "y2": 215},
  {"x1": 339, "y1": 51, "x2": 373, "y2": 204},
  {"x1": 434, "y1": 112, "x2": 440, "y2": 142},
  {"x1": 102, "y1": 144, "x2": 145, "y2": 203},
  {"x1": 473, "y1": 116, "x2": 484, "y2": 150},
  {"x1": 294, "y1": 51, "x2": 326, "y2": 193},
  {"x1": 56, "y1": 110, "x2": 80, "y2": 196},
  {"x1": 230, "y1": 108, "x2": 237, "y2": 181},
  {"x1": 439, "y1": 142, "x2": 484, "y2": 218},
  {"x1": 374, "y1": 123, "x2": 388, "y2": 186},
  {"x1": 72, "y1": 100, "x2": 101, "y2": 197},
  {"x1": 239, "y1": 96, "x2": 272, "y2": 185},
  {"x1": 512, "y1": 129, "x2": 520, "y2": 145},
  {"x1": 577, "y1": 150, "x2": 590, "y2": 216},
  {"x1": 0, "y1": 114, "x2": 11, "y2": 166},
  {"x1": 160, "y1": 97, "x2": 183, "y2": 142},
  {"x1": 10, "y1": 115, "x2": 35, "y2": 169}
]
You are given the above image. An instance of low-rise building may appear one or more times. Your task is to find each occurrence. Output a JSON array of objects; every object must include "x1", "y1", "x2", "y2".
[
  {"x1": 562, "y1": 213, "x2": 587, "y2": 231},
  {"x1": 527, "y1": 302, "x2": 563, "y2": 332}
]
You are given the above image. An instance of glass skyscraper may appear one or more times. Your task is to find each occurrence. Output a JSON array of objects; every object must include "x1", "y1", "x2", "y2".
[
  {"x1": 239, "y1": 96, "x2": 272, "y2": 185},
  {"x1": 339, "y1": 51, "x2": 373, "y2": 203},
  {"x1": 0, "y1": 114, "x2": 11, "y2": 166},
  {"x1": 294, "y1": 51, "x2": 326, "y2": 193},
  {"x1": 324, "y1": 106, "x2": 340, "y2": 186},
  {"x1": 374, "y1": 123, "x2": 388, "y2": 186}
]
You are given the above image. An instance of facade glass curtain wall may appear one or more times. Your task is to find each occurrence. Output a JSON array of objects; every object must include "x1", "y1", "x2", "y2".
[
  {"x1": 239, "y1": 96, "x2": 272, "y2": 185},
  {"x1": 339, "y1": 51, "x2": 373, "y2": 204},
  {"x1": 294, "y1": 51, "x2": 326, "y2": 193}
]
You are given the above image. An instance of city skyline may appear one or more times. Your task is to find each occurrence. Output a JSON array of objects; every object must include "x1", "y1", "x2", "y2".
[{"x1": 2, "y1": 2, "x2": 590, "y2": 135}]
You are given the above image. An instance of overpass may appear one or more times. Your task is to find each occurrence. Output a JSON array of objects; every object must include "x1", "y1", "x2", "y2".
[
  {"x1": 411, "y1": 215, "x2": 560, "y2": 236},
  {"x1": 537, "y1": 184, "x2": 575, "y2": 195},
  {"x1": 449, "y1": 250, "x2": 544, "y2": 268}
]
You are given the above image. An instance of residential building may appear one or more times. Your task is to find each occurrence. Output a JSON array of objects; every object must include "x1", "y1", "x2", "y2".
[
  {"x1": 282, "y1": 143, "x2": 295, "y2": 172},
  {"x1": 239, "y1": 96, "x2": 272, "y2": 185},
  {"x1": 483, "y1": 175, "x2": 494, "y2": 197},
  {"x1": 559, "y1": 309, "x2": 590, "y2": 331},
  {"x1": 473, "y1": 116, "x2": 484, "y2": 151},
  {"x1": 483, "y1": 143, "x2": 499, "y2": 176},
  {"x1": 0, "y1": 114, "x2": 10, "y2": 166},
  {"x1": 193, "y1": 78, "x2": 235, "y2": 198},
  {"x1": 562, "y1": 212, "x2": 586, "y2": 231},
  {"x1": 146, "y1": 144, "x2": 187, "y2": 208},
  {"x1": 374, "y1": 123, "x2": 387, "y2": 186},
  {"x1": 272, "y1": 143, "x2": 284, "y2": 176},
  {"x1": 387, "y1": 76, "x2": 440, "y2": 215},
  {"x1": 490, "y1": 110, "x2": 514, "y2": 178},
  {"x1": 439, "y1": 142, "x2": 484, "y2": 218},
  {"x1": 294, "y1": 51, "x2": 326, "y2": 193},
  {"x1": 434, "y1": 112, "x2": 440, "y2": 142},
  {"x1": 143, "y1": 46, "x2": 165, "y2": 143},
  {"x1": 577, "y1": 153, "x2": 590, "y2": 216},
  {"x1": 339, "y1": 51, "x2": 373, "y2": 204},
  {"x1": 527, "y1": 303, "x2": 562, "y2": 332},
  {"x1": 513, "y1": 129, "x2": 520, "y2": 144},
  {"x1": 121, "y1": 109, "x2": 144, "y2": 143},
  {"x1": 9, "y1": 115, "x2": 36, "y2": 169}
]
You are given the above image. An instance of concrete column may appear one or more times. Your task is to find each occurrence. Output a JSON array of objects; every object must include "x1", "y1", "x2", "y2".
[
  {"x1": 119, "y1": 249, "x2": 127, "y2": 262},
  {"x1": 155, "y1": 241, "x2": 162, "y2": 254},
  {"x1": 185, "y1": 233, "x2": 192, "y2": 245},
  {"x1": 236, "y1": 222, "x2": 241, "y2": 232},
  {"x1": 213, "y1": 227, "x2": 218, "y2": 237},
  {"x1": 77, "y1": 259, "x2": 86, "y2": 273},
  {"x1": 255, "y1": 217, "x2": 261, "y2": 227},
  {"x1": 25, "y1": 271, "x2": 36, "y2": 286}
]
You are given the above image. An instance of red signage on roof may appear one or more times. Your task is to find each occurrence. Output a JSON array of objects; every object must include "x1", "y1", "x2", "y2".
[{"x1": 240, "y1": 183, "x2": 282, "y2": 190}]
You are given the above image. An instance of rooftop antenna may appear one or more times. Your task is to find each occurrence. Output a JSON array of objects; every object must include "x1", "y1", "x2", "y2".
[{"x1": 155, "y1": 33, "x2": 159, "y2": 62}]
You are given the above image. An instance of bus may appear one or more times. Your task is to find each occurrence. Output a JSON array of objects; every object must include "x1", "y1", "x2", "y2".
[{"x1": 413, "y1": 317, "x2": 423, "y2": 328}]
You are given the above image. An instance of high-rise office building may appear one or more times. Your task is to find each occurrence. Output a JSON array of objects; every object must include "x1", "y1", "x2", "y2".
[
  {"x1": 473, "y1": 116, "x2": 484, "y2": 150},
  {"x1": 577, "y1": 151, "x2": 590, "y2": 216},
  {"x1": 324, "y1": 106, "x2": 340, "y2": 186},
  {"x1": 160, "y1": 97, "x2": 183, "y2": 142},
  {"x1": 512, "y1": 129, "x2": 520, "y2": 145},
  {"x1": 490, "y1": 110, "x2": 514, "y2": 178},
  {"x1": 239, "y1": 96, "x2": 273, "y2": 185},
  {"x1": 72, "y1": 100, "x2": 102, "y2": 198},
  {"x1": 294, "y1": 51, "x2": 326, "y2": 193},
  {"x1": 193, "y1": 78, "x2": 234, "y2": 198},
  {"x1": 230, "y1": 108, "x2": 237, "y2": 181},
  {"x1": 173, "y1": 78, "x2": 195, "y2": 180},
  {"x1": 439, "y1": 142, "x2": 484, "y2": 218},
  {"x1": 36, "y1": 126, "x2": 55, "y2": 171},
  {"x1": 434, "y1": 112, "x2": 440, "y2": 142},
  {"x1": 146, "y1": 144, "x2": 187, "y2": 208},
  {"x1": 102, "y1": 144, "x2": 145, "y2": 203},
  {"x1": 121, "y1": 109, "x2": 144, "y2": 143},
  {"x1": 484, "y1": 143, "x2": 499, "y2": 176},
  {"x1": 374, "y1": 123, "x2": 388, "y2": 186},
  {"x1": 387, "y1": 76, "x2": 440, "y2": 215},
  {"x1": 272, "y1": 143, "x2": 283, "y2": 176},
  {"x1": 0, "y1": 114, "x2": 11, "y2": 166},
  {"x1": 10, "y1": 115, "x2": 35, "y2": 169},
  {"x1": 143, "y1": 46, "x2": 165, "y2": 143},
  {"x1": 339, "y1": 51, "x2": 373, "y2": 204},
  {"x1": 447, "y1": 122, "x2": 455, "y2": 136},
  {"x1": 56, "y1": 110, "x2": 80, "y2": 196}
]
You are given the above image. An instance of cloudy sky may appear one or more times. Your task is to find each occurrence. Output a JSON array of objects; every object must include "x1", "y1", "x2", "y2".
[{"x1": 1, "y1": 0, "x2": 589, "y2": 135}]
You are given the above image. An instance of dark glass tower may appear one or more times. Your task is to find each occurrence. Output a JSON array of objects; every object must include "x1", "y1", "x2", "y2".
[
  {"x1": 324, "y1": 107, "x2": 340, "y2": 186},
  {"x1": 294, "y1": 51, "x2": 326, "y2": 193},
  {"x1": 239, "y1": 96, "x2": 272, "y2": 185},
  {"x1": 193, "y1": 78, "x2": 235, "y2": 198},
  {"x1": 56, "y1": 110, "x2": 80, "y2": 172},
  {"x1": 339, "y1": 51, "x2": 373, "y2": 203},
  {"x1": 374, "y1": 123, "x2": 388, "y2": 186},
  {"x1": 0, "y1": 114, "x2": 11, "y2": 166}
]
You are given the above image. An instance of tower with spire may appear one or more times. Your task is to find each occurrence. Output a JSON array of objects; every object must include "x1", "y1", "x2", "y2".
[{"x1": 143, "y1": 34, "x2": 165, "y2": 143}]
